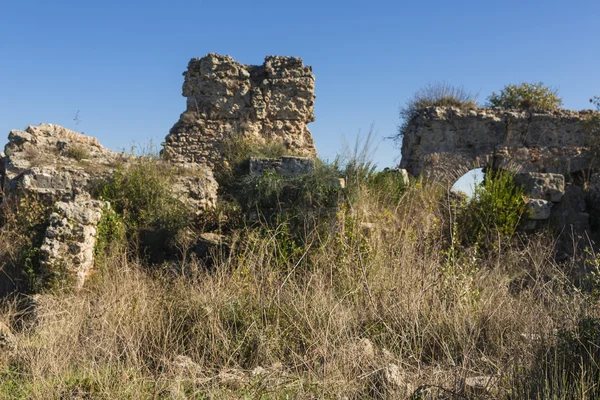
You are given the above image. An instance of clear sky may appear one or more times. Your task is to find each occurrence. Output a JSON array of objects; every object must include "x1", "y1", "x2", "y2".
[{"x1": 1, "y1": 0, "x2": 599, "y2": 169}]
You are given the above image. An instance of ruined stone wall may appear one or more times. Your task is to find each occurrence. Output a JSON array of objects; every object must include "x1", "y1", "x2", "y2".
[
  {"x1": 400, "y1": 107, "x2": 594, "y2": 180},
  {"x1": 162, "y1": 54, "x2": 317, "y2": 167}
]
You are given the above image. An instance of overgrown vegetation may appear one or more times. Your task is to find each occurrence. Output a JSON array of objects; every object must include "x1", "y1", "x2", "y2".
[
  {"x1": 0, "y1": 193, "x2": 52, "y2": 294},
  {"x1": 96, "y1": 156, "x2": 192, "y2": 262},
  {"x1": 487, "y1": 82, "x2": 563, "y2": 111},
  {"x1": 396, "y1": 82, "x2": 478, "y2": 142},
  {"x1": 64, "y1": 145, "x2": 90, "y2": 161},
  {"x1": 455, "y1": 168, "x2": 528, "y2": 250},
  {"x1": 1, "y1": 139, "x2": 600, "y2": 398},
  {"x1": 216, "y1": 133, "x2": 289, "y2": 195}
]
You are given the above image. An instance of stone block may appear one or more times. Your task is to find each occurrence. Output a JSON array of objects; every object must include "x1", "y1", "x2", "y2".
[
  {"x1": 515, "y1": 172, "x2": 565, "y2": 202},
  {"x1": 527, "y1": 199, "x2": 553, "y2": 220}
]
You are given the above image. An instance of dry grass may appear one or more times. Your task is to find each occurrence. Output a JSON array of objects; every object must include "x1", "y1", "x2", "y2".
[{"x1": 0, "y1": 179, "x2": 597, "y2": 399}]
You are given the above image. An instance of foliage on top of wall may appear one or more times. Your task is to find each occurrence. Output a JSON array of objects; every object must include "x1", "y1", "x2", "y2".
[
  {"x1": 486, "y1": 82, "x2": 563, "y2": 111},
  {"x1": 396, "y1": 82, "x2": 478, "y2": 143}
]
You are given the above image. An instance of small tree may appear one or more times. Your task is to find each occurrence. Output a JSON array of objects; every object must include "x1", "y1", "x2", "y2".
[{"x1": 487, "y1": 82, "x2": 562, "y2": 111}]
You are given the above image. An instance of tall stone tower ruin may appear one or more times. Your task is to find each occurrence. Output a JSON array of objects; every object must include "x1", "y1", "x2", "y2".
[{"x1": 162, "y1": 53, "x2": 317, "y2": 167}]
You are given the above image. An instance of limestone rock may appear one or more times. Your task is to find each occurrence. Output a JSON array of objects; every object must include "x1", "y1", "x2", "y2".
[
  {"x1": 39, "y1": 194, "x2": 107, "y2": 289},
  {"x1": 400, "y1": 107, "x2": 592, "y2": 181},
  {"x1": 162, "y1": 54, "x2": 317, "y2": 169},
  {"x1": 2, "y1": 123, "x2": 121, "y2": 198},
  {"x1": 193, "y1": 232, "x2": 231, "y2": 268},
  {"x1": 527, "y1": 199, "x2": 553, "y2": 220},
  {"x1": 551, "y1": 184, "x2": 590, "y2": 235},
  {"x1": 249, "y1": 155, "x2": 315, "y2": 177},
  {"x1": 515, "y1": 172, "x2": 565, "y2": 202},
  {"x1": 171, "y1": 164, "x2": 218, "y2": 211}
]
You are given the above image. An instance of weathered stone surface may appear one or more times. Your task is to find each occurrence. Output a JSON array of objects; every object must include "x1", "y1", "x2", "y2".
[
  {"x1": 515, "y1": 172, "x2": 565, "y2": 203},
  {"x1": 2, "y1": 124, "x2": 219, "y2": 291},
  {"x1": 171, "y1": 165, "x2": 218, "y2": 211},
  {"x1": 249, "y1": 155, "x2": 315, "y2": 177},
  {"x1": 3, "y1": 123, "x2": 121, "y2": 198},
  {"x1": 162, "y1": 54, "x2": 317, "y2": 168},
  {"x1": 551, "y1": 184, "x2": 590, "y2": 234},
  {"x1": 527, "y1": 199, "x2": 553, "y2": 220},
  {"x1": 40, "y1": 194, "x2": 106, "y2": 288},
  {"x1": 400, "y1": 107, "x2": 593, "y2": 180}
]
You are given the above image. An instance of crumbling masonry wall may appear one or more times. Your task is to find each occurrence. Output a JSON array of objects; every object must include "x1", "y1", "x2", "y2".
[
  {"x1": 399, "y1": 106, "x2": 597, "y2": 235},
  {"x1": 400, "y1": 107, "x2": 594, "y2": 181},
  {"x1": 162, "y1": 54, "x2": 317, "y2": 167}
]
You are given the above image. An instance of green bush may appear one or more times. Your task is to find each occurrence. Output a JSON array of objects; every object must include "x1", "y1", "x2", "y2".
[
  {"x1": 236, "y1": 160, "x2": 343, "y2": 211},
  {"x1": 216, "y1": 134, "x2": 289, "y2": 194},
  {"x1": 487, "y1": 82, "x2": 562, "y2": 111},
  {"x1": 456, "y1": 168, "x2": 527, "y2": 249},
  {"x1": 0, "y1": 193, "x2": 53, "y2": 293},
  {"x1": 366, "y1": 169, "x2": 408, "y2": 205},
  {"x1": 97, "y1": 157, "x2": 192, "y2": 261}
]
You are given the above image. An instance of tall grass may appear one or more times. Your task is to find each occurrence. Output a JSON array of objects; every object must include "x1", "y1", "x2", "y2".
[
  {"x1": 0, "y1": 140, "x2": 598, "y2": 398},
  {"x1": 0, "y1": 175, "x2": 596, "y2": 398}
]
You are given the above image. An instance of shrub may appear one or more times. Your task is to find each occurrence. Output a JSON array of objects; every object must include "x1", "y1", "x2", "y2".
[
  {"x1": 97, "y1": 157, "x2": 192, "y2": 261},
  {"x1": 0, "y1": 193, "x2": 52, "y2": 293},
  {"x1": 235, "y1": 160, "x2": 343, "y2": 211},
  {"x1": 487, "y1": 82, "x2": 563, "y2": 111},
  {"x1": 396, "y1": 82, "x2": 477, "y2": 143},
  {"x1": 216, "y1": 133, "x2": 289, "y2": 194},
  {"x1": 456, "y1": 168, "x2": 527, "y2": 250},
  {"x1": 64, "y1": 145, "x2": 90, "y2": 161}
]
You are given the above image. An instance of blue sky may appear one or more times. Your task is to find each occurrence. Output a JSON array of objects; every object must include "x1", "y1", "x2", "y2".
[{"x1": 1, "y1": 0, "x2": 598, "y2": 169}]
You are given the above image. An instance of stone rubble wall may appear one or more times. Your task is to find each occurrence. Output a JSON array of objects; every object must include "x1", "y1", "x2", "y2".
[
  {"x1": 400, "y1": 107, "x2": 594, "y2": 180},
  {"x1": 2, "y1": 123, "x2": 218, "y2": 290},
  {"x1": 40, "y1": 194, "x2": 106, "y2": 288},
  {"x1": 162, "y1": 54, "x2": 317, "y2": 168}
]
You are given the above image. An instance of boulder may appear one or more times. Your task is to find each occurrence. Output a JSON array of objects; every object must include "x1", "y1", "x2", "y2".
[
  {"x1": 527, "y1": 199, "x2": 553, "y2": 220},
  {"x1": 40, "y1": 194, "x2": 107, "y2": 288},
  {"x1": 515, "y1": 172, "x2": 565, "y2": 203}
]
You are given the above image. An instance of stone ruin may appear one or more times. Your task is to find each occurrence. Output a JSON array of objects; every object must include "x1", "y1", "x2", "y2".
[
  {"x1": 0, "y1": 53, "x2": 319, "y2": 293},
  {"x1": 400, "y1": 106, "x2": 597, "y2": 233},
  {"x1": 162, "y1": 53, "x2": 317, "y2": 167},
  {"x1": 0, "y1": 123, "x2": 218, "y2": 292}
]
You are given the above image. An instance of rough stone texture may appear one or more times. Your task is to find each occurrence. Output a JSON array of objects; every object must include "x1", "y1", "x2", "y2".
[
  {"x1": 527, "y1": 199, "x2": 553, "y2": 220},
  {"x1": 400, "y1": 107, "x2": 593, "y2": 180},
  {"x1": 171, "y1": 165, "x2": 219, "y2": 211},
  {"x1": 40, "y1": 194, "x2": 106, "y2": 288},
  {"x1": 249, "y1": 155, "x2": 315, "y2": 177},
  {"x1": 515, "y1": 172, "x2": 565, "y2": 203},
  {"x1": 551, "y1": 184, "x2": 591, "y2": 234},
  {"x1": 2, "y1": 124, "x2": 219, "y2": 291},
  {"x1": 3, "y1": 123, "x2": 121, "y2": 198},
  {"x1": 162, "y1": 54, "x2": 317, "y2": 167}
]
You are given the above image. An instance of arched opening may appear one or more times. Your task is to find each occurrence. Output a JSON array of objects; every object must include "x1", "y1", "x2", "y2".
[{"x1": 451, "y1": 168, "x2": 484, "y2": 198}]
